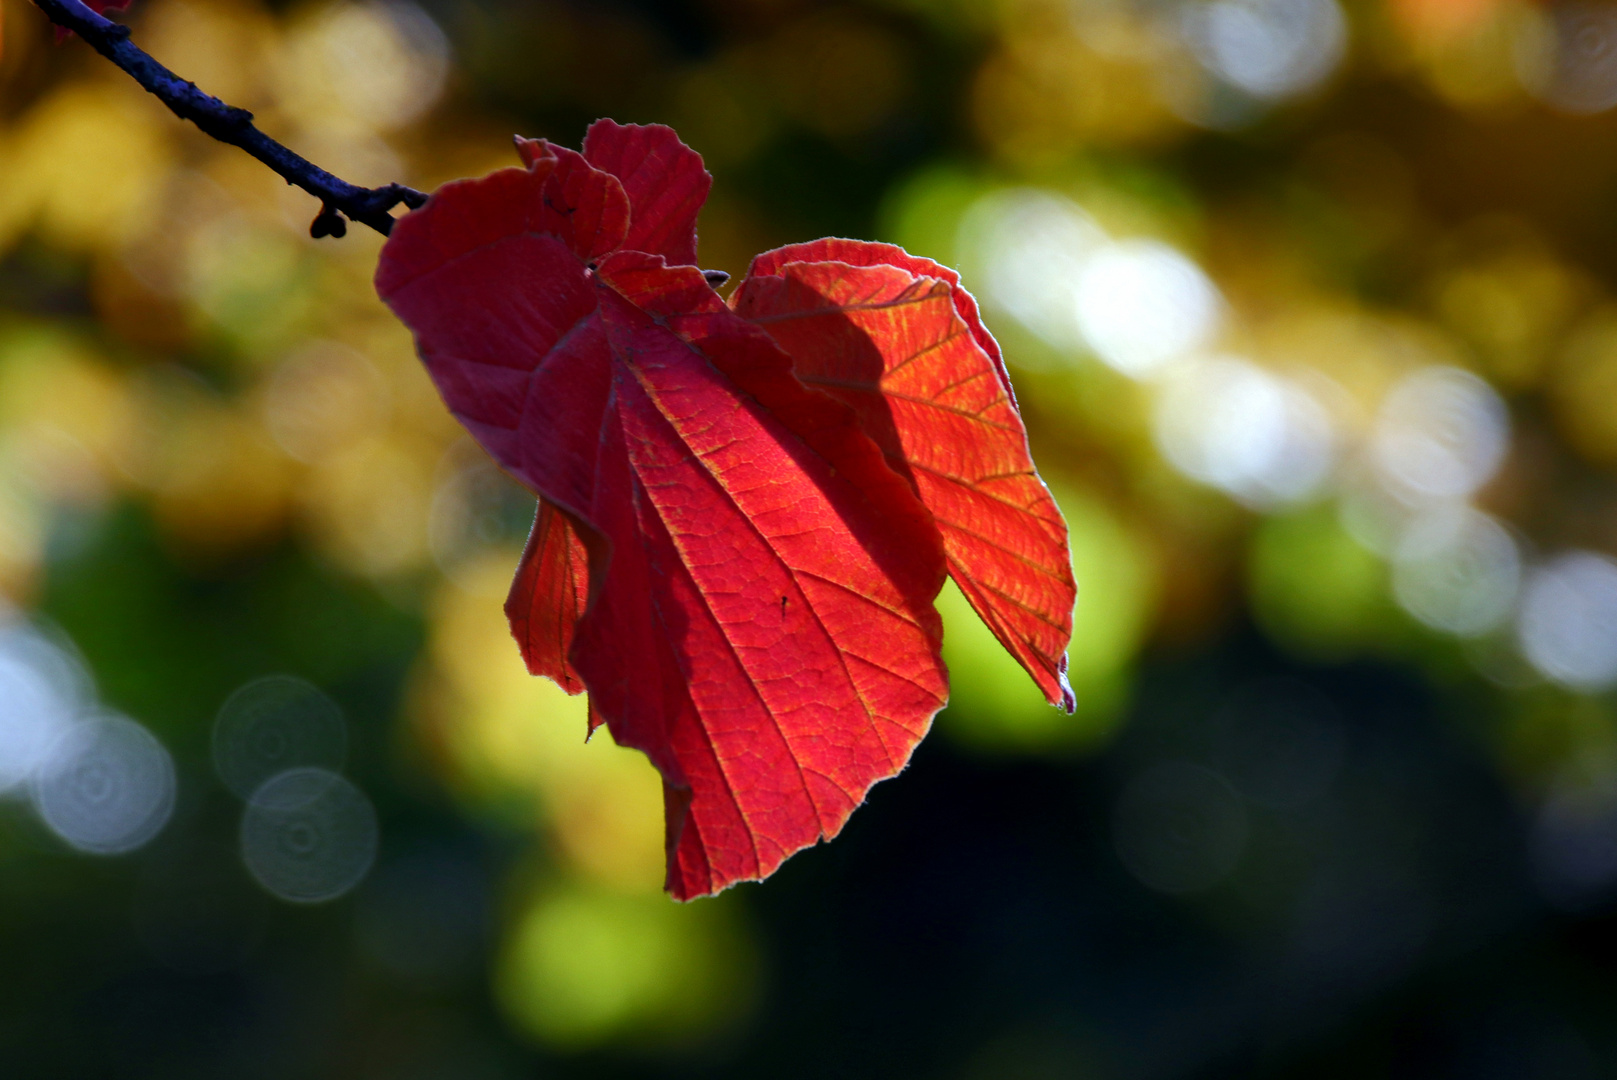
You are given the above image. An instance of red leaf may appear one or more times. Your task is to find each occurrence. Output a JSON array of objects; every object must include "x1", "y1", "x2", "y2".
[
  {"x1": 733, "y1": 245, "x2": 1078, "y2": 711},
  {"x1": 748, "y1": 239, "x2": 1020, "y2": 408},
  {"x1": 377, "y1": 126, "x2": 957, "y2": 898},
  {"x1": 506, "y1": 499, "x2": 590, "y2": 696},
  {"x1": 581, "y1": 120, "x2": 710, "y2": 267}
]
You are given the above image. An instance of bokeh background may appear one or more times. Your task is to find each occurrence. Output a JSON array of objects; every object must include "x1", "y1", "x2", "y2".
[{"x1": 5, "y1": 0, "x2": 1617, "y2": 1074}]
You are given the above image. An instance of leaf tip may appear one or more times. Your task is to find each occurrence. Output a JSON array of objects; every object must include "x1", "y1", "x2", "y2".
[{"x1": 513, "y1": 135, "x2": 554, "y2": 170}]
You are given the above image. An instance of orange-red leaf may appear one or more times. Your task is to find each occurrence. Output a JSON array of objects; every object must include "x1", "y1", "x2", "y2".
[
  {"x1": 734, "y1": 243, "x2": 1077, "y2": 711},
  {"x1": 748, "y1": 239, "x2": 1020, "y2": 408},
  {"x1": 376, "y1": 123, "x2": 952, "y2": 898},
  {"x1": 581, "y1": 122, "x2": 710, "y2": 266},
  {"x1": 506, "y1": 499, "x2": 591, "y2": 695}
]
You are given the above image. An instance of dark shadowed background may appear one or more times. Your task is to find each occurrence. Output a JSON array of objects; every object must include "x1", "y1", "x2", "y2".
[{"x1": 4, "y1": 0, "x2": 1617, "y2": 1075}]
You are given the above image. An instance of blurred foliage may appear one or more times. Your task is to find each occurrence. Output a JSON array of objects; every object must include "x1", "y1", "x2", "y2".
[{"x1": 9, "y1": 0, "x2": 1617, "y2": 1075}]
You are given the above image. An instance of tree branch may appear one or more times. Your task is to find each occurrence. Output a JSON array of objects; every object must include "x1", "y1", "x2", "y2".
[{"x1": 30, "y1": 0, "x2": 428, "y2": 238}]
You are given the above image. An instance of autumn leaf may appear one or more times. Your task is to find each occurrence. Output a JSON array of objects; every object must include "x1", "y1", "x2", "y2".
[
  {"x1": 505, "y1": 499, "x2": 590, "y2": 696},
  {"x1": 376, "y1": 120, "x2": 1074, "y2": 899},
  {"x1": 734, "y1": 241, "x2": 1077, "y2": 711}
]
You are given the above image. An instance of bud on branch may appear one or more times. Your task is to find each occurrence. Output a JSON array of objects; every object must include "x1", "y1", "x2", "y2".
[{"x1": 29, "y1": 0, "x2": 428, "y2": 237}]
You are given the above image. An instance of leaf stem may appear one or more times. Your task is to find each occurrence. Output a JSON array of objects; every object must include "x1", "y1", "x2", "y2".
[{"x1": 28, "y1": 0, "x2": 428, "y2": 237}]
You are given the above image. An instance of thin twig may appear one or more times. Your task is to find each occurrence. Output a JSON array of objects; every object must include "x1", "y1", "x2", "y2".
[{"x1": 30, "y1": 0, "x2": 428, "y2": 238}]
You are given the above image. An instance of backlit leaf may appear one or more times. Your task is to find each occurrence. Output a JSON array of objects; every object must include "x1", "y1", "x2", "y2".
[
  {"x1": 378, "y1": 121, "x2": 969, "y2": 898},
  {"x1": 506, "y1": 499, "x2": 590, "y2": 696},
  {"x1": 734, "y1": 241, "x2": 1077, "y2": 711}
]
